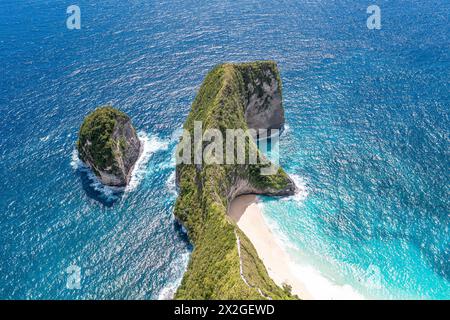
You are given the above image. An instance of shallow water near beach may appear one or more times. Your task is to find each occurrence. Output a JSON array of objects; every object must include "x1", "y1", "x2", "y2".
[{"x1": 0, "y1": 0, "x2": 449, "y2": 299}]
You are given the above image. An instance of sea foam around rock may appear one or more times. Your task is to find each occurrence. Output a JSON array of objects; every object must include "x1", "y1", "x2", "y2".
[
  {"x1": 126, "y1": 131, "x2": 169, "y2": 192},
  {"x1": 71, "y1": 131, "x2": 169, "y2": 198}
]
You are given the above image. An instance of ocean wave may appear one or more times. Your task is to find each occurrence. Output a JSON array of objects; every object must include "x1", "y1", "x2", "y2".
[
  {"x1": 70, "y1": 148, "x2": 83, "y2": 170},
  {"x1": 259, "y1": 210, "x2": 365, "y2": 300},
  {"x1": 125, "y1": 131, "x2": 169, "y2": 192},
  {"x1": 282, "y1": 123, "x2": 290, "y2": 135},
  {"x1": 71, "y1": 149, "x2": 123, "y2": 202},
  {"x1": 166, "y1": 170, "x2": 177, "y2": 196},
  {"x1": 71, "y1": 131, "x2": 169, "y2": 198},
  {"x1": 284, "y1": 173, "x2": 308, "y2": 202},
  {"x1": 288, "y1": 261, "x2": 365, "y2": 300},
  {"x1": 157, "y1": 251, "x2": 190, "y2": 300},
  {"x1": 69, "y1": 69, "x2": 81, "y2": 77},
  {"x1": 39, "y1": 135, "x2": 50, "y2": 142}
]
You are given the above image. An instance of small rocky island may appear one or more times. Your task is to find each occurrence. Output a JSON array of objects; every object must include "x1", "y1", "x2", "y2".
[{"x1": 77, "y1": 106, "x2": 141, "y2": 187}]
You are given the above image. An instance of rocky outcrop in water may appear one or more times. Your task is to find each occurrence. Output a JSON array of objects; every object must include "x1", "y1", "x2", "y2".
[
  {"x1": 174, "y1": 61, "x2": 297, "y2": 300},
  {"x1": 77, "y1": 106, "x2": 141, "y2": 187}
]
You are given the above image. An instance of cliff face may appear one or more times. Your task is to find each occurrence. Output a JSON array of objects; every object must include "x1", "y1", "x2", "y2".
[
  {"x1": 174, "y1": 62, "x2": 297, "y2": 300},
  {"x1": 77, "y1": 106, "x2": 141, "y2": 187},
  {"x1": 239, "y1": 63, "x2": 285, "y2": 131}
]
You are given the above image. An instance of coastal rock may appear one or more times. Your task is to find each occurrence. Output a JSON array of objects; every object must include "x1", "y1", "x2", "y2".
[
  {"x1": 240, "y1": 64, "x2": 285, "y2": 131},
  {"x1": 227, "y1": 176, "x2": 297, "y2": 209},
  {"x1": 174, "y1": 61, "x2": 297, "y2": 300},
  {"x1": 77, "y1": 106, "x2": 141, "y2": 187}
]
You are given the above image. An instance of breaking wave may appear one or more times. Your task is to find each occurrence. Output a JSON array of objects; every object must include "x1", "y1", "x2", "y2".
[
  {"x1": 71, "y1": 131, "x2": 169, "y2": 198},
  {"x1": 126, "y1": 132, "x2": 169, "y2": 192},
  {"x1": 157, "y1": 251, "x2": 190, "y2": 300},
  {"x1": 284, "y1": 173, "x2": 309, "y2": 202}
]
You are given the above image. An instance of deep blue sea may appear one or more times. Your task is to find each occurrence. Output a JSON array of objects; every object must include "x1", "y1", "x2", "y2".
[{"x1": 0, "y1": 0, "x2": 448, "y2": 299}]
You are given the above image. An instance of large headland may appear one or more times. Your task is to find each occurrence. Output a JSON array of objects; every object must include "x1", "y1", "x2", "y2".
[{"x1": 173, "y1": 61, "x2": 300, "y2": 299}]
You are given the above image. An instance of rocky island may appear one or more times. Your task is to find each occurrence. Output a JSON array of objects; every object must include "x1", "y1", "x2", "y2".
[
  {"x1": 77, "y1": 106, "x2": 142, "y2": 187},
  {"x1": 174, "y1": 61, "x2": 298, "y2": 299}
]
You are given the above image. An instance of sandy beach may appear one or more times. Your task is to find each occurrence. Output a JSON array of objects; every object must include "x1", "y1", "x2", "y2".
[
  {"x1": 228, "y1": 195, "x2": 366, "y2": 300},
  {"x1": 228, "y1": 194, "x2": 313, "y2": 300}
]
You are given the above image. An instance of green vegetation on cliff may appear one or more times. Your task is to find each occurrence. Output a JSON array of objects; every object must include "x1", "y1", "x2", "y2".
[
  {"x1": 77, "y1": 106, "x2": 129, "y2": 172},
  {"x1": 77, "y1": 106, "x2": 141, "y2": 187},
  {"x1": 174, "y1": 62, "x2": 297, "y2": 300}
]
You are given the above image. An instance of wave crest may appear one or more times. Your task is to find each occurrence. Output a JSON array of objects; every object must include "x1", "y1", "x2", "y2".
[
  {"x1": 285, "y1": 173, "x2": 308, "y2": 202},
  {"x1": 126, "y1": 132, "x2": 169, "y2": 192},
  {"x1": 71, "y1": 132, "x2": 169, "y2": 198},
  {"x1": 157, "y1": 252, "x2": 190, "y2": 300}
]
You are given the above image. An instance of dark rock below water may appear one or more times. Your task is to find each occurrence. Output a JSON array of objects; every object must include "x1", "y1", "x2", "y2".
[{"x1": 77, "y1": 106, "x2": 141, "y2": 187}]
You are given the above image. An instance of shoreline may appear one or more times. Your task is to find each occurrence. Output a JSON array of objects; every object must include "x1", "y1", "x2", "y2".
[
  {"x1": 228, "y1": 195, "x2": 313, "y2": 300},
  {"x1": 228, "y1": 195, "x2": 365, "y2": 300}
]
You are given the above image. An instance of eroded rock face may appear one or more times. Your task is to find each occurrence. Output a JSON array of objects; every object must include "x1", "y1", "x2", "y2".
[
  {"x1": 173, "y1": 62, "x2": 298, "y2": 299},
  {"x1": 77, "y1": 106, "x2": 141, "y2": 187},
  {"x1": 226, "y1": 175, "x2": 297, "y2": 208},
  {"x1": 240, "y1": 64, "x2": 285, "y2": 131},
  {"x1": 229, "y1": 62, "x2": 296, "y2": 201}
]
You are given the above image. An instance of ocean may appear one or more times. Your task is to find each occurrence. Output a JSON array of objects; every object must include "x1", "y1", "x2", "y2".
[{"x1": 0, "y1": 0, "x2": 448, "y2": 299}]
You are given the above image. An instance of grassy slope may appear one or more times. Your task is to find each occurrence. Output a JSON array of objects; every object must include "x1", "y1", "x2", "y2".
[{"x1": 174, "y1": 62, "x2": 295, "y2": 300}]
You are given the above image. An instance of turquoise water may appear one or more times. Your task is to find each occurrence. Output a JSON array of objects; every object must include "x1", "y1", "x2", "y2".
[{"x1": 0, "y1": 0, "x2": 449, "y2": 299}]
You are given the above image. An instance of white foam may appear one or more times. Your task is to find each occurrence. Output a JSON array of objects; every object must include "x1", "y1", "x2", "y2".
[
  {"x1": 69, "y1": 69, "x2": 81, "y2": 77},
  {"x1": 71, "y1": 132, "x2": 169, "y2": 197},
  {"x1": 260, "y1": 202, "x2": 365, "y2": 300},
  {"x1": 180, "y1": 224, "x2": 188, "y2": 235},
  {"x1": 284, "y1": 173, "x2": 308, "y2": 202},
  {"x1": 125, "y1": 132, "x2": 169, "y2": 192},
  {"x1": 157, "y1": 251, "x2": 190, "y2": 300},
  {"x1": 40, "y1": 135, "x2": 50, "y2": 142},
  {"x1": 169, "y1": 126, "x2": 184, "y2": 143},
  {"x1": 157, "y1": 282, "x2": 179, "y2": 300},
  {"x1": 71, "y1": 149, "x2": 122, "y2": 201},
  {"x1": 166, "y1": 170, "x2": 177, "y2": 196},
  {"x1": 88, "y1": 175, "x2": 123, "y2": 200},
  {"x1": 70, "y1": 149, "x2": 83, "y2": 170},
  {"x1": 288, "y1": 262, "x2": 365, "y2": 300}
]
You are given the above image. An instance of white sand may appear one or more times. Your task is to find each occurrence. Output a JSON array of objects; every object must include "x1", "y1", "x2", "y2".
[
  {"x1": 228, "y1": 194, "x2": 313, "y2": 300},
  {"x1": 228, "y1": 194, "x2": 365, "y2": 300}
]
